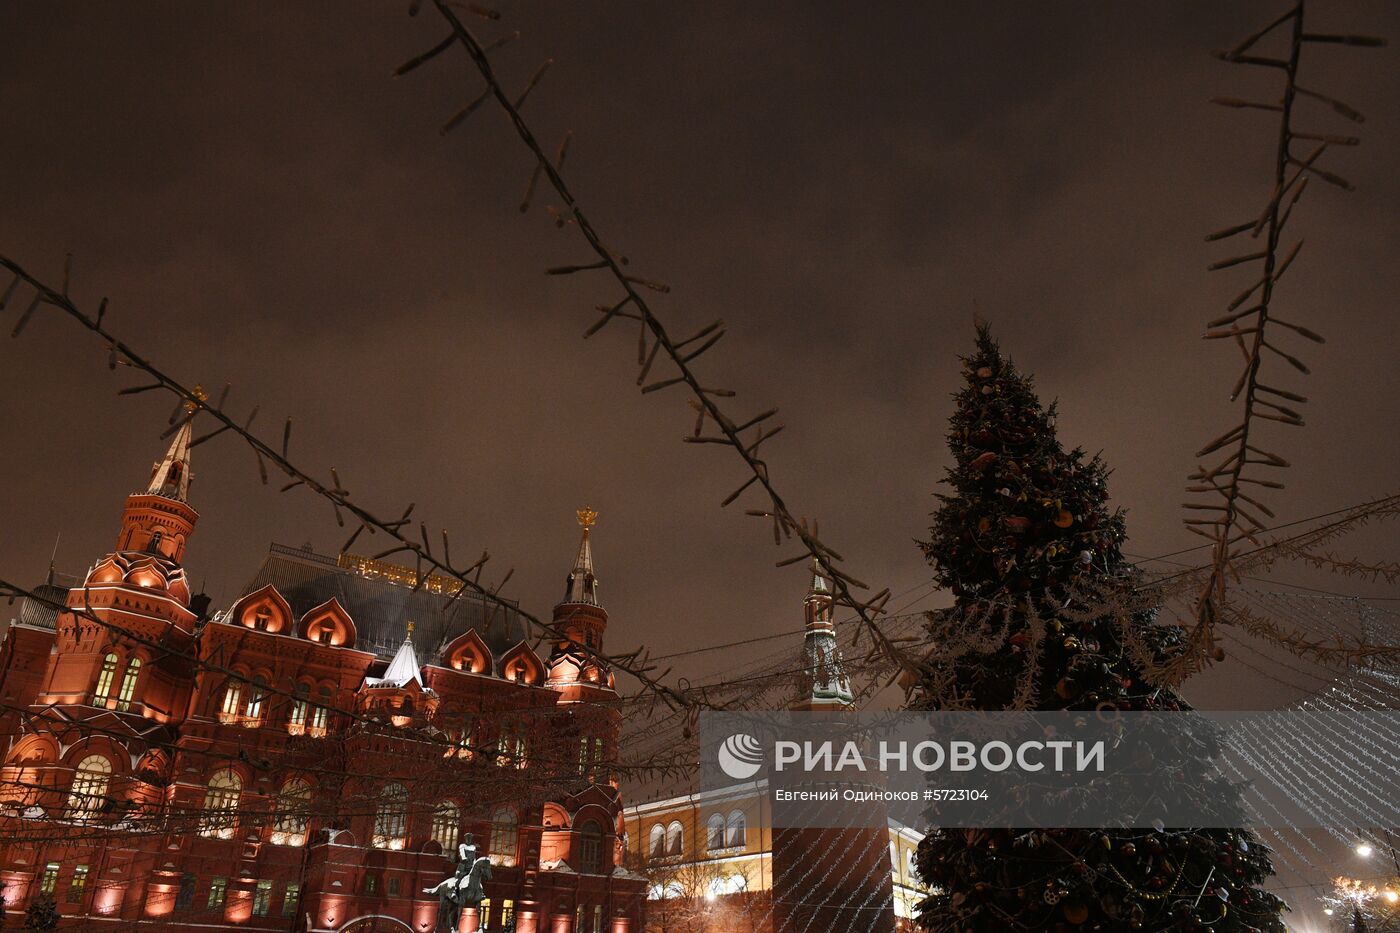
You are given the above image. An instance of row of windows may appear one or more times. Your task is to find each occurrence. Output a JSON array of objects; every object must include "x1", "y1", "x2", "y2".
[
  {"x1": 646, "y1": 811, "x2": 747, "y2": 857},
  {"x1": 55, "y1": 754, "x2": 533, "y2": 860},
  {"x1": 37, "y1": 862, "x2": 86, "y2": 903},
  {"x1": 218, "y1": 680, "x2": 332, "y2": 736},
  {"x1": 93, "y1": 653, "x2": 141, "y2": 711},
  {"x1": 176, "y1": 873, "x2": 300, "y2": 918},
  {"x1": 35, "y1": 865, "x2": 299, "y2": 917}
]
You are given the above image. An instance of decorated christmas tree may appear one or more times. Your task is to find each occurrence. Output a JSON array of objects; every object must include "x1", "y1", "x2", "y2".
[{"x1": 912, "y1": 325, "x2": 1287, "y2": 931}]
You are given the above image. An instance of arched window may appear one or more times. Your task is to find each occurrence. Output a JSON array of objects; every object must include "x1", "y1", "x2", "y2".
[
  {"x1": 64, "y1": 755, "x2": 112, "y2": 821},
  {"x1": 665, "y1": 821, "x2": 683, "y2": 856},
  {"x1": 706, "y1": 813, "x2": 725, "y2": 851},
  {"x1": 309, "y1": 686, "x2": 331, "y2": 736},
  {"x1": 372, "y1": 783, "x2": 408, "y2": 849},
  {"x1": 648, "y1": 824, "x2": 665, "y2": 858},
  {"x1": 576, "y1": 819, "x2": 604, "y2": 874},
  {"x1": 726, "y1": 809, "x2": 747, "y2": 848},
  {"x1": 431, "y1": 801, "x2": 459, "y2": 851},
  {"x1": 218, "y1": 681, "x2": 242, "y2": 723},
  {"x1": 271, "y1": 778, "x2": 311, "y2": 846},
  {"x1": 243, "y1": 676, "x2": 268, "y2": 725},
  {"x1": 489, "y1": 807, "x2": 518, "y2": 865},
  {"x1": 115, "y1": 657, "x2": 142, "y2": 711},
  {"x1": 199, "y1": 770, "x2": 242, "y2": 838},
  {"x1": 288, "y1": 683, "x2": 310, "y2": 734},
  {"x1": 94, "y1": 653, "x2": 119, "y2": 703}
]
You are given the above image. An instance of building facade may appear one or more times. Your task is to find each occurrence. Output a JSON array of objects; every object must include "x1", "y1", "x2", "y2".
[
  {"x1": 0, "y1": 423, "x2": 646, "y2": 932},
  {"x1": 620, "y1": 568, "x2": 926, "y2": 933}
]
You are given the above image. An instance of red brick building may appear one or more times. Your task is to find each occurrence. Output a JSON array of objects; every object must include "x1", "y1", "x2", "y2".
[{"x1": 0, "y1": 423, "x2": 647, "y2": 932}]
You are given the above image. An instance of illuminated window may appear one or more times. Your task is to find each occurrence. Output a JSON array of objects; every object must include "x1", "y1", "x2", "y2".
[
  {"x1": 481, "y1": 898, "x2": 492, "y2": 929},
  {"x1": 576, "y1": 820, "x2": 604, "y2": 874},
  {"x1": 38, "y1": 862, "x2": 60, "y2": 896},
  {"x1": 489, "y1": 807, "x2": 518, "y2": 864},
  {"x1": 431, "y1": 801, "x2": 459, "y2": 851},
  {"x1": 577, "y1": 735, "x2": 606, "y2": 778},
  {"x1": 243, "y1": 676, "x2": 267, "y2": 725},
  {"x1": 94, "y1": 653, "x2": 119, "y2": 702},
  {"x1": 501, "y1": 899, "x2": 515, "y2": 928},
  {"x1": 175, "y1": 874, "x2": 196, "y2": 911},
  {"x1": 218, "y1": 681, "x2": 242, "y2": 723},
  {"x1": 207, "y1": 876, "x2": 227, "y2": 910},
  {"x1": 309, "y1": 686, "x2": 331, "y2": 736},
  {"x1": 289, "y1": 683, "x2": 309, "y2": 734},
  {"x1": 648, "y1": 824, "x2": 665, "y2": 858},
  {"x1": 726, "y1": 810, "x2": 747, "y2": 848},
  {"x1": 372, "y1": 783, "x2": 408, "y2": 849},
  {"x1": 271, "y1": 778, "x2": 311, "y2": 846},
  {"x1": 199, "y1": 770, "x2": 242, "y2": 838},
  {"x1": 496, "y1": 729, "x2": 528, "y2": 769},
  {"x1": 593, "y1": 905, "x2": 603, "y2": 933},
  {"x1": 707, "y1": 813, "x2": 725, "y2": 850},
  {"x1": 575, "y1": 906, "x2": 583, "y2": 932},
  {"x1": 67, "y1": 864, "x2": 89, "y2": 903},
  {"x1": 252, "y1": 880, "x2": 272, "y2": 917},
  {"x1": 363, "y1": 874, "x2": 378, "y2": 894},
  {"x1": 281, "y1": 882, "x2": 301, "y2": 917},
  {"x1": 65, "y1": 755, "x2": 112, "y2": 821},
  {"x1": 666, "y1": 821, "x2": 683, "y2": 856},
  {"x1": 116, "y1": 657, "x2": 142, "y2": 711}
]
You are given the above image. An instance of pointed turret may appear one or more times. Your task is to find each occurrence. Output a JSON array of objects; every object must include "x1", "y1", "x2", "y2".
[
  {"x1": 145, "y1": 419, "x2": 195, "y2": 502},
  {"x1": 367, "y1": 624, "x2": 424, "y2": 689},
  {"x1": 794, "y1": 560, "x2": 854, "y2": 710},
  {"x1": 113, "y1": 424, "x2": 200, "y2": 565},
  {"x1": 562, "y1": 506, "x2": 601, "y2": 607},
  {"x1": 548, "y1": 508, "x2": 612, "y2": 694}
]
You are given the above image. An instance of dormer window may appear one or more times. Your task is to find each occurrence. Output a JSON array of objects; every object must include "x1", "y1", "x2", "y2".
[
  {"x1": 253, "y1": 612, "x2": 270, "y2": 631},
  {"x1": 318, "y1": 629, "x2": 333, "y2": 644}
]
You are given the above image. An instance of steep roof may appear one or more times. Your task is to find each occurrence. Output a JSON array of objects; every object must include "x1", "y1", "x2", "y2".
[
  {"x1": 146, "y1": 420, "x2": 194, "y2": 502},
  {"x1": 365, "y1": 632, "x2": 424, "y2": 689},
  {"x1": 240, "y1": 543, "x2": 530, "y2": 662}
]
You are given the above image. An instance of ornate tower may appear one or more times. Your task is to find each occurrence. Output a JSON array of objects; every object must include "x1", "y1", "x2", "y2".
[
  {"x1": 114, "y1": 418, "x2": 198, "y2": 562},
  {"x1": 545, "y1": 508, "x2": 613, "y2": 696},
  {"x1": 772, "y1": 566, "x2": 896, "y2": 933},
  {"x1": 39, "y1": 420, "x2": 202, "y2": 719},
  {"x1": 793, "y1": 562, "x2": 854, "y2": 711}
]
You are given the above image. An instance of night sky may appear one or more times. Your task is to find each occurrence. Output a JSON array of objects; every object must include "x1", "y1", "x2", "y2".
[{"x1": 2, "y1": 4, "x2": 1398, "y2": 707}]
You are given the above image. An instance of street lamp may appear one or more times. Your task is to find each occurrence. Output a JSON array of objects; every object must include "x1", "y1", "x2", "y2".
[{"x1": 1357, "y1": 844, "x2": 1374, "y2": 858}]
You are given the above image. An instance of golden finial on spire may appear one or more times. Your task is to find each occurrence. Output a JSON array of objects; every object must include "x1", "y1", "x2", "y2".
[
  {"x1": 183, "y1": 384, "x2": 208, "y2": 415},
  {"x1": 577, "y1": 506, "x2": 598, "y2": 530},
  {"x1": 406, "y1": 620, "x2": 415, "y2": 637}
]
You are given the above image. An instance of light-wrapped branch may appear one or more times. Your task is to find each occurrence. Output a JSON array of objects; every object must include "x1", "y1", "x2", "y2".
[{"x1": 1186, "y1": 0, "x2": 1384, "y2": 664}]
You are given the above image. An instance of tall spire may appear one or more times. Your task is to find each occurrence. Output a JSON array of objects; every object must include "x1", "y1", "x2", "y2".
[
  {"x1": 561, "y1": 506, "x2": 600, "y2": 607},
  {"x1": 794, "y1": 560, "x2": 854, "y2": 710},
  {"x1": 146, "y1": 418, "x2": 195, "y2": 502}
]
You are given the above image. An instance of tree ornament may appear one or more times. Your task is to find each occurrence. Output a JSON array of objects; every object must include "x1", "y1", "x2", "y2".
[{"x1": 1055, "y1": 510, "x2": 1074, "y2": 528}]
